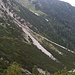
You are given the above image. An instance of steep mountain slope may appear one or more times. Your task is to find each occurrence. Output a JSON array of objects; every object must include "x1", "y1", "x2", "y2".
[
  {"x1": 0, "y1": 0, "x2": 75, "y2": 74},
  {"x1": 15, "y1": 0, "x2": 75, "y2": 51},
  {"x1": 0, "y1": 0, "x2": 62, "y2": 73}
]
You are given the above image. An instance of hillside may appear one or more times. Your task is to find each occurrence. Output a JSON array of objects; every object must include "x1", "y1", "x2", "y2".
[
  {"x1": 15, "y1": 0, "x2": 75, "y2": 51},
  {"x1": 0, "y1": 0, "x2": 75, "y2": 74}
]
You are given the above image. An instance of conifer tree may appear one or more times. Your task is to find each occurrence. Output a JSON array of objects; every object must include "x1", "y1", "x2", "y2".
[
  {"x1": 6, "y1": 62, "x2": 22, "y2": 75},
  {"x1": 32, "y1": 65, "x2": 38, "y2": 75}
]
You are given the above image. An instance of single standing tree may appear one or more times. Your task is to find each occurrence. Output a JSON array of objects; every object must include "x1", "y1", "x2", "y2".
[
  {"x1": 32, "y1": 65, "x2": 38, "y2": 75},
  {"x1": 6, "y1": 62, "x2": 22, "y2": 75}
]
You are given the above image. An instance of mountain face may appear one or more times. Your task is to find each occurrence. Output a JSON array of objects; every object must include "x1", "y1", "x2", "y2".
[
  {"x1": 0, "y1": 0, "x2": 75, "y2": 74},
  {"x1": 15, "y1": 0, "x2": 75, "y2": 51}
]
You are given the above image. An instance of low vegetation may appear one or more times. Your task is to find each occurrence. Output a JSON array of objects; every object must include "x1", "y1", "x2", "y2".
[
  {"x1": 0, "y1": 0, "x2": 75, "y2": 74},
  {"x1": 15, "y1": 0, "x2": 75, "y2": 51},
  {"x1": 15, "y1": 0, "x2": 45, "y2": 15},
  {"x1": 0, "y1": 62, "x2": 75, "y2": 75}
]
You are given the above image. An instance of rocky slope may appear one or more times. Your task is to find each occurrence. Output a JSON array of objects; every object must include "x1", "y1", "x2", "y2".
[
  {"x1": 0, "y1": 0, "x2": 75, "y2": 74},
  {"x1": 15, "y1": 0, "x2": 75, "y2": 51}
]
